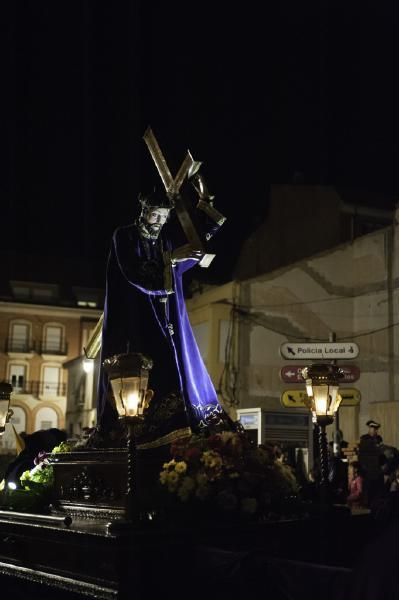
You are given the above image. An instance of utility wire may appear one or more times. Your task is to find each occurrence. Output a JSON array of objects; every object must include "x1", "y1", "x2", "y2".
[
  {"x1": 232, "y1": 305, "x2": 399, "y2": 342},
  {"x1": 217, "y1": 286, "x2": 394, "y2": 310}
]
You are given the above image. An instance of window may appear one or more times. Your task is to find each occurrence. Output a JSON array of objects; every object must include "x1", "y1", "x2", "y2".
[
  {"x1": 12, "y1": 285, "x2": 30, "y2": 300},
  {"x1": 43, "y1": 324, "x2": 63, "y2": 353},
  {"x1": 10, "y1": 281, "x2": 59, "y2": 304},
  {"x1": 35, "y1": 407, "x2": 58, "y2": 430},
  {"x1": 40, "y1": 421, "x2": 53, "y2": 430},
  {"x1": 42, "y1": 366, "x2": 61, "y2": 395},
  {"x1": 9, "y1": 364, "x2": 27, "y2": 391},
  {"x1": 9, "y1": 322, "x2": 30, "y2": 352},
  {"x1": 73, "y1": 286, "x2": 103, "y2": 308}
]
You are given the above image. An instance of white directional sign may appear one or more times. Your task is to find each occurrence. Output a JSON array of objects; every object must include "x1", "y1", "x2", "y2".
[{"x1": 280, "y1": 341, "x2": 359, "y2": 360}]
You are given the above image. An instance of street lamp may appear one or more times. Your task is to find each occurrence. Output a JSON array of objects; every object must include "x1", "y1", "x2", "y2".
[
  {"x1": 103, "y1": 352, "x2": 153, "y2": 529},
  {"x1": 83, "y1": 358, "x2": 94, "y2": 374},
  {"x1": 0, "y1": 382, "x2": 13, "y2": 435},
  {"x1": 301, "y1": 364, "x2": 344, "y2": 495}
]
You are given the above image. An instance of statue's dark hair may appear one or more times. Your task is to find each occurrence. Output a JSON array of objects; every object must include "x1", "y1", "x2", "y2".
[{"x1": 138, "y1": 189, "x2": 174, "y2": 211}]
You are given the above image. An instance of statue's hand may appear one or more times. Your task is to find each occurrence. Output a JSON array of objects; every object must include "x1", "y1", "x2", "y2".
[{"x1": 171, "y1": 244, "x2": 203, "y2": 264}]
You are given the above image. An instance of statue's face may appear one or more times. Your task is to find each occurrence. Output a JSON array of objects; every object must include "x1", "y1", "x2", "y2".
[{"x1": 143, "y1": 207, "x2": 170, "y2": 237}]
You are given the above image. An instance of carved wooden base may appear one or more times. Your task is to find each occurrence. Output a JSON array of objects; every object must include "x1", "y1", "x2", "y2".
[{"x1": 48, "y1": 447, "x2": 166, "y2": 523}]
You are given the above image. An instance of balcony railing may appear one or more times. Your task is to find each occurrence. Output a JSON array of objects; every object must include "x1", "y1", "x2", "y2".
[
  {"x1": 39, "y1": 340, "x2": 68, "y2": 355},
  {"x1": 5, "y1": 338, "x2": 68, "y2": 355},
  {"x1": 5, "y1": 339, "x2": 38, "y2": 353},
  {"x1": 9, "y1": 380, "x2": 67, "y2": 397}
]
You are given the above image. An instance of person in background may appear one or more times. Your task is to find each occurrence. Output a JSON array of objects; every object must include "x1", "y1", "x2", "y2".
[
  {"x1": 390, "y1": 467, "x2": 399, "y2": 492},
  {"x1": 360, "y1": 420, "x2": 383, "y2": 445},
  {"x1": 347, "y1": 461, "x2": 366, "y2": 510},
  {"x1": 328, "y1": 441, "x2": 348, "y2": 504},
  {"x1": 359, "y1": 420, "x2": 385, "y2": 508}
]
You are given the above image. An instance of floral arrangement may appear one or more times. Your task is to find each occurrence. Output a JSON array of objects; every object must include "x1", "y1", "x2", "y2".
[
  {"x1": 159, "y1": 431, "x2": 299, "y2": 520},
  {"x1": 20, "y1": 441, "x2": 73, "y2": 490},
  {"x1": 0, "y1": 441, "x2": 73, "y2": 512}
]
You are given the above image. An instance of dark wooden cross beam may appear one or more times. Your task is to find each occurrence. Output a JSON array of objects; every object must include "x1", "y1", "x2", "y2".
[
  {"x1": 143, "y1": 126, "x2": 225, "y2": 269},
  {"x1": 84, "y1": 128, "x2": 226, "y2": 358}
]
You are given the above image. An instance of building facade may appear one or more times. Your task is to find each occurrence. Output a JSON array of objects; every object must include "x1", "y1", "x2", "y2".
[
  {"x1": 234, "y1": 215, "x2": 399, "y2": 449},
  {"x1": 186, "y1": 205, "x2": 399, "y2": 451},
  {"x1": 0, "y1": 288, "x2": 101, "y2": 453}
]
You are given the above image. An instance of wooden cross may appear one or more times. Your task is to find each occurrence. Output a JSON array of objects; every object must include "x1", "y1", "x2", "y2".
[
  {"x1": 143, "y1": 126, "x2": 225, "y2": 268},
  {"x1": 84, "y1": 128, "x2": 225, "y2": 358}
]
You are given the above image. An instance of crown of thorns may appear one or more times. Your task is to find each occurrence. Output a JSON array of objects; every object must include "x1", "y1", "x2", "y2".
[{"x1": 138, "y1": 190, "x2": 174, "y2": 210}]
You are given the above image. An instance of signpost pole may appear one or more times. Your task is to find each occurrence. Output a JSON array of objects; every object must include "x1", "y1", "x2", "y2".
[{"x1": 329, "y1": 331, "x2": 343, "y2": 457}]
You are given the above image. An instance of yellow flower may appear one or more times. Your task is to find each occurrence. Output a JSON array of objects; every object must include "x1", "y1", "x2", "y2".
[
  {"x1": 167, "y1": 471, "x2": 179, "y2": 485},
  {"x1": 174, "y1": 461, "x2": 187, "y2": 474},
  {"x1": 201, "y1": 450, "x2": 223, "y2": 470},
  {"x1": 159, "y1": 470, "x2": 168, "y2": 485},
  {"x1": 163, "y1": 459, "x2": 176, "y2": 470}
]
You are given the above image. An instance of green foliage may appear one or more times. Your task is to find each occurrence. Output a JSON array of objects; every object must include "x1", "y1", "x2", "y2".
[
  {"x1": 20, "y1": 464, "x2": 54, "y2": 489},
  {"x1": 0, "y1": 439, "x2": 72, "y2": 512},
  {"x1": 51, "y1": 441, "x2": 73, "y2": 454}
]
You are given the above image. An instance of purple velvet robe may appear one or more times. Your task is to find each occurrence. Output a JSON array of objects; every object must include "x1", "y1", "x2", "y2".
[{"x1": 98, "y1": 222, "x2": 228, "y2": 446}]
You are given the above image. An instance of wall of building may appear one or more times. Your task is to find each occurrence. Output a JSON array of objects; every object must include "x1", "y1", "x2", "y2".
[
  {"x1": 235, "y1": 185, "x2": 394, "y2": 282},
  {"x1": 63, "y1": 355, "x2": 99, "y2": 438},
  {"x1": 0, "y1": 301, "x2": 101, "y2": 453},
  {"x1": 235, "y1": 186, "x2": 343, "y2": 280},
  {"x1": 236, "y1": 218, "x2": 399, "y2": 447}
]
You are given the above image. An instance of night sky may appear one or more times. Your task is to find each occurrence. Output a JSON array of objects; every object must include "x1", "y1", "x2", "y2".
[{"x1": 2, "y1": 1, "x2": 399, "y2": 288}]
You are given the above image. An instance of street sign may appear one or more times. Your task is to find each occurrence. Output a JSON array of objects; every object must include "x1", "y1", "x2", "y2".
[
  {"x1": 279, "y1": 341, "x2": 359, "y2": 360},
  {"x1": 280, "y1": 388, "x2": 361, "y2": 408},
  {"x1": 280, "y1": 389, "x2": 308, "y2": 408},
  {"x1": 339, "y1": 388, "x2": 362, "y2": 406},
  {"x1": 280, "y1": 364, "x2": 361, "y2": 384}
]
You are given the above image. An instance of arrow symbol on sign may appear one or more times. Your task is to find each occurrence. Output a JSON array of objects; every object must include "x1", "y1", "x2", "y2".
[
  {"x1": 285, "y1": 370, "x2": 296, "y2": 378},
  {"x1": 287, "y1": 346, "x2": 296, "y2": 356}
]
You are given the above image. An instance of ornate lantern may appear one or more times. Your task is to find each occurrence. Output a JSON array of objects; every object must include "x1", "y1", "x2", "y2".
[
  {"x1": 301, "y1": 364, "x2": 344, "y2": 426},
  {"x1": 301, "y1": 364, "x2": 344, "y2": 494},
  {"x1": 103, "y1": 352, "x2": 153, "y2": 420},
  {"x1": 103, "y1": 353, "x2": 153, "y2": 529}
]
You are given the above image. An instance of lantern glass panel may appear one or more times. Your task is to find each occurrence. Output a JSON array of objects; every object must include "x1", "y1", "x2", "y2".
[
  {"x1": 110, "y1": 375, "x2": 148, "y2": 418},
  {"x1": 329, "y1": 388, "x2": 342, "y2": 415},
  {"x1": 312, "y1": 385, "x2": 329, "y2": 416},
  {"x1": 305, "y1": 379, "x2": 313, "y2": 398}
]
